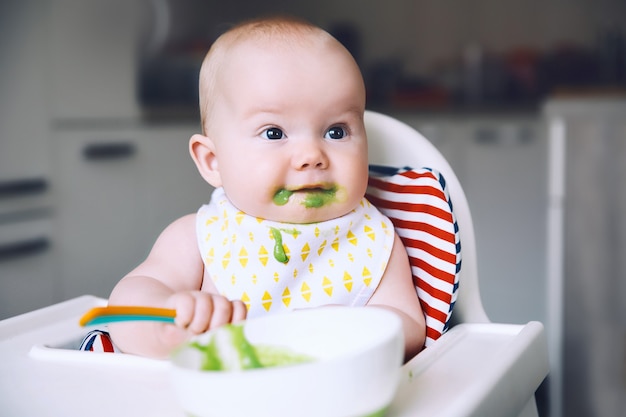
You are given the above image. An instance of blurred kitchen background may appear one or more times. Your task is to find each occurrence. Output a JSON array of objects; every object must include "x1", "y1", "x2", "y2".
[{"x1": 1, "y1": 1, "x2": 625, "y2": 416}]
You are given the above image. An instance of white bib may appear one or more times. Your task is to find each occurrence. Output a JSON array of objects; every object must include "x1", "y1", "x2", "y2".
[{"x1": 196, "y1": 187, "x2": 395, "y2": 318}]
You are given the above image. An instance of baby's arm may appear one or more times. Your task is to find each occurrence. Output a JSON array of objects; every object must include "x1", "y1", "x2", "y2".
[
  {"x1": 367, "y1": 233, "x2": 425, "y2": 361},
  {"x1": 107, "y1": 214, "x2": 246, "y2": 358}
]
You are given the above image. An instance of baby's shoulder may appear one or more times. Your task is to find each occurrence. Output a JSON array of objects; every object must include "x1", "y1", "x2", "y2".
[
  {"x1": 170, "y1": 213, "x2": 197, "y2": 228},
  {"x1": 157, "y1": 213, "x2": 198, "y2": 243}
]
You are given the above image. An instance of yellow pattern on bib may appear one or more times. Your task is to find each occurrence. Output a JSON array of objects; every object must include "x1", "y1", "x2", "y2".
[{"x1": 196, "y1": 187, "x2": 394, "y2": 318}]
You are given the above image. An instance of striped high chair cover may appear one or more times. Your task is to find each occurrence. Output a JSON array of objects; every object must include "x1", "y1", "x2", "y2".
[{"x1": 367, "y1": 166, "x2": 461, "y2": 347}]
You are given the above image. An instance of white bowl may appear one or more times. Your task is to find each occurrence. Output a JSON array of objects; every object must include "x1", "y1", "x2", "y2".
[{"x1": 169, "y1": 306, "x2": 404, "y2": 417}]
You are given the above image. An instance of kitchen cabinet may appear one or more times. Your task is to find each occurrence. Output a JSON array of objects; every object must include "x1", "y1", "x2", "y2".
[
  {"x1": 46, "y1": 0, "x2": 147, "y2": 121},
  {"x1": 0, "y1": 1, "x2": 58, "y2": 319},
  {"x1": 0, "y1": 1, "x2": 51, "y2": 182},
  {"x1": 0, "y1": 218, "x2": 59, "y2": 319},
  {"x1": 394, "y1": 113, "x2": 548, "y2": 326},
  {"x1": 52, "y1": 124, "x2": 211, "y2": 300}
]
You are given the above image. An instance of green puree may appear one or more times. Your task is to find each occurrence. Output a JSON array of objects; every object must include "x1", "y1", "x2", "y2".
[
  {"x1": 364, "y1": 406, "x2": 390, "y2": 417},
  {"x1": 272, "y1": 187, "x2": 338, "y2": 208},
  {"x1": 273, "y1": 189, "x2": 294, "y2": 206},
  {"x1": 269, "y1": 227, "x2": 300, "y2": 264},
  {"x1": 187, "y1": 324, "x2": 390, "y2": 417},
  {"x1": 190, "y1": 324, "x2": 313, "y2": 371},
  {"x1": 302, "y1": 188, "x2": 337, "y2": 208},
  {"x1": 269, "y1": 227, "x2": 289, "y2": 263}
]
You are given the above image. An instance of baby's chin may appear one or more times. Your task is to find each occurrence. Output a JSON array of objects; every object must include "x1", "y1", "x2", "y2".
[{"x1": 260, "y1": 203, "x2": 353, "y2": 224}]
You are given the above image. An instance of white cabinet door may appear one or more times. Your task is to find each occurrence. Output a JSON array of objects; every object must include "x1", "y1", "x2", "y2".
[
  {"x1": 53, "y1": 124, "x2": 210, "y2": 300},
  {"x1": 0, "y1": 1, "x2": 58, "y2": 319},
  {"x1": 46, "y1": 0, "x2": 147, "y2": 121},
  {"x1": 0, "y1": 1, "x2": 50, "y2": 183},
  {"x1": 0, "y1": 218, "x2": 59, "y2": 319},
  {"x1": 136, "y1": 125, "x2": 215, "y2": 231}
]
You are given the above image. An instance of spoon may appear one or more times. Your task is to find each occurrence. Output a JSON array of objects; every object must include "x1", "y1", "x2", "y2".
[{"x1": 79, "y1": 306, "x2": 176, "y2": 327}]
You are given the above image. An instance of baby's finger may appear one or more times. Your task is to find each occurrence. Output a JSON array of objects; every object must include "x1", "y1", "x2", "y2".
[
  {"x1": 231, "y1": 300, "x2": 247, "y2": 322},
  {"x1": 168, "y1": 293, "x2": 195, "y2": 329},
  {"x1": 186, "y1": 295, "x2": 214, "y2": 334},
  {"x1": 207, "y1": 296, "x2": 234, "y2": 329}
]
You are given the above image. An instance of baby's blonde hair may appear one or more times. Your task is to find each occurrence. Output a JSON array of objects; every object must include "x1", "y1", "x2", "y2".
[{"x1": 198, "y1": 16, "x2": 347, "y2": 136}]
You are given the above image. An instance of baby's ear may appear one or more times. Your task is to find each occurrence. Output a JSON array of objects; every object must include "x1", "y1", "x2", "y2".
[{"x1": 189, "y1": 134, "x2": 222, "y2": 187}]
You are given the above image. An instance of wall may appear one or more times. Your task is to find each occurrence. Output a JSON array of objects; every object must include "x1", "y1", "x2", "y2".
[
  {"x1": 162, "y1": 0, "x2": 626, "y2": 69},
  {"x1": 139, "y1": 0, "x2": 626, "y2": 112},
  {"x1": 298, "y1": 0, "x2": 626, "y2": 74}
]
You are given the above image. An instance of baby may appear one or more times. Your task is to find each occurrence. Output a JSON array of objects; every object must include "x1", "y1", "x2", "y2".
[{"x1": 108, "y1": 16, "x2": 425, "y2": 360}]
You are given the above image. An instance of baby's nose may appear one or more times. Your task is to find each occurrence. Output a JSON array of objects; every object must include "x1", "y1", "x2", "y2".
[{"x1": 292, "y1": 139, "x2": 329, "y2": 170}]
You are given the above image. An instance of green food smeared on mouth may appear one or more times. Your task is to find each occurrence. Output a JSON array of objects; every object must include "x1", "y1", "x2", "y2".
[
  {"x1": 273, "y1": 186, "x2": 339, "y2": 208},
  {"x1": 273, "y1": 189, "x2": 294, "y2": 206},
  {"x1": 188, "y1": 324, "x2": 314, "y2": 371},
  {"x1": 302, "y1": 187, "x2": 338, "y2": 208},
  {"x1": 269, "y1": 227, "x2": 289, "y2": 263}
]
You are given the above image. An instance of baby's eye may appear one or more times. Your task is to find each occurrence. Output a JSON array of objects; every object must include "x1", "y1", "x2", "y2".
[
  {"x1": 325, "y1": 126, "x2": 347, "y2": 140},
  {"x1": 262, "y1": 127, "x2": 284, "y2": 140}
]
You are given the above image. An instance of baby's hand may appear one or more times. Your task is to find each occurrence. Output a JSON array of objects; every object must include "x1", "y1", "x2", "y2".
[{"x1": 163, "y1": 291, "x2": 247, "y2": 339}]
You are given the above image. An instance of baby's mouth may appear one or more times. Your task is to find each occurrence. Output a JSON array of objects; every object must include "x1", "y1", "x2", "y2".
[{"x1": 273, "y1": 185, "x2": 338, "y2": 208}]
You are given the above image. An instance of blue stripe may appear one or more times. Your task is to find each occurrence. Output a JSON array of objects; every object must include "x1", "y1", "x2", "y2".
[
  {"x1": 83, "y1": 335, "x2": 96, "y2": 351},
  {"x1": 368, "y1": 164, "x2": 412, "y2": 176},
  {"x1": 85, "y1": 315, "x2": 176, "y2": 326}
]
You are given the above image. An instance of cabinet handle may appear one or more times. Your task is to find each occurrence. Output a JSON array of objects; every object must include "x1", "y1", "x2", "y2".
[
  {"x1": 474, "y1": 127, "x2": 498, "y2": 144},
  {"x1": 0, "y1": 178, "x2": 48, "y2": 199},
  {"x1": 474, "y1": 126, "x2": 534, "y2": 145},
  {"x1": 83, "y1": 142, "x2": 136, "y2": 161},
  {"x1": 0, "y1": 237, "x2": 50, "y2": 262}
]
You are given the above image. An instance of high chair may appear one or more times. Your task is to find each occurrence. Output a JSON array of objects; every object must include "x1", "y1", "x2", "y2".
[
  {"x1": 364, "y1": 110, "x2": 549, "y2": 417},
  {"x1": 0, "y1": 111, "x2": 549, "y2": 417}
]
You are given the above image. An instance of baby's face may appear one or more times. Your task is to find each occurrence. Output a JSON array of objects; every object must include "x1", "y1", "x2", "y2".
[{"x1": 207, "y1": 37, "x2": 368, "y2": 223}]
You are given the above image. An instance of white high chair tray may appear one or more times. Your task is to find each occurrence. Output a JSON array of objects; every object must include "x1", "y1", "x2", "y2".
[{"x1": 0, "y1": 296, "x2": 546, "y2": 417}]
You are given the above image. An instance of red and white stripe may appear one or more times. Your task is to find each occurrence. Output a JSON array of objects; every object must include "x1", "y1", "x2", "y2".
[{"x1": 367, "y1": 167, "x2": 460, "y2": 347}]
